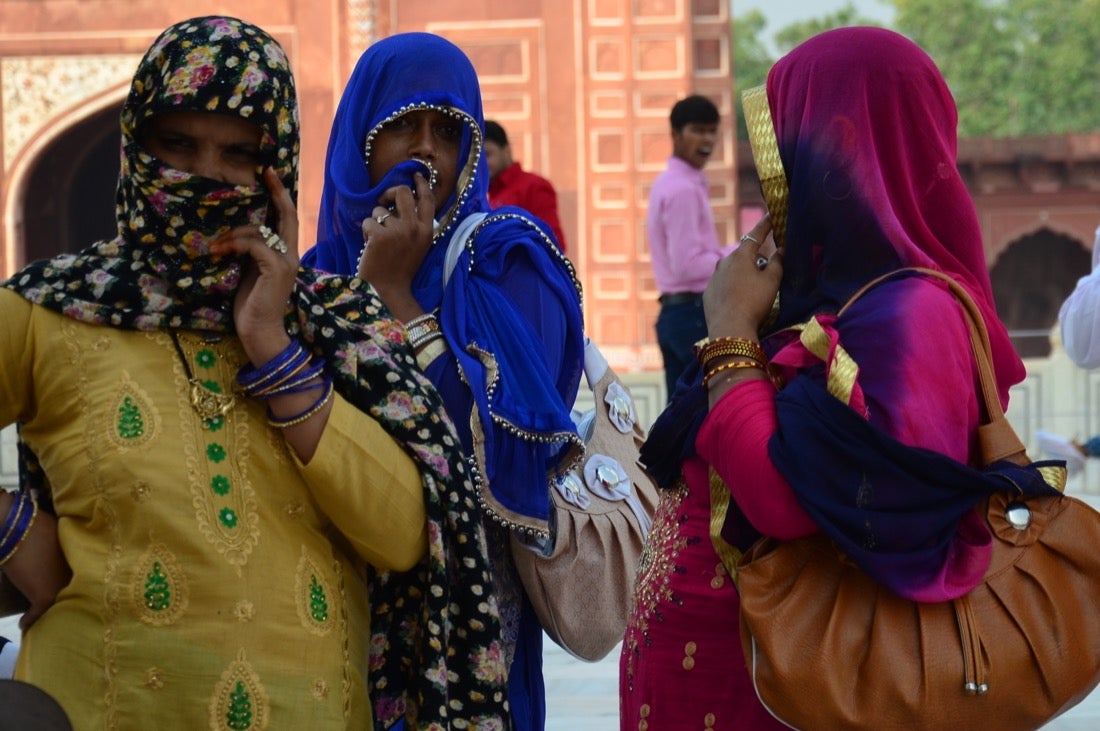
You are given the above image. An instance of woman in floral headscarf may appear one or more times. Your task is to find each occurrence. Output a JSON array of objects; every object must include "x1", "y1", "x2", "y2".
[
  {"x1": 0, "y1": 16, "x2": 506, "y2": 730},
  {"x1": 304, "y1": 32, "x2": 584, "y2": 731},
  {"x1": 620, "y1": 27, "x2": 1062, "y2": 728}
]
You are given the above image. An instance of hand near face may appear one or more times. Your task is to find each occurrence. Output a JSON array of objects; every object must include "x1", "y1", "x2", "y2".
[
  {"x1": 704, "y1": 216, "x2": 782, "y2": 339},
  {"x1": 209, "y1": 167, "x2": 299, "y2": 365},
  {"x1": 357, "y1": 172, "x2": 436, "y2": 322}
]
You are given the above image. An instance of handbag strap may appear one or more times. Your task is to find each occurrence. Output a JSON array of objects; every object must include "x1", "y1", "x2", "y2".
[
  {"x1": 442, "y1": 212, "x2": 489, "y2": 288},
  {"x1": 836, "y1": 267, "x2": 1028, "y2": 467}
]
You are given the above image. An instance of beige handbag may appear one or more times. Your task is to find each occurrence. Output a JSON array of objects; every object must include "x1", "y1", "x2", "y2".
[{"x1": 511, "y1": 339, "x2": 660, "y2": 661}]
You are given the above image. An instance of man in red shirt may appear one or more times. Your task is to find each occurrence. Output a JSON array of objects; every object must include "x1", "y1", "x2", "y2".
[{"x1": 484, "y1": 120, "x2": 567, "y2": 252}]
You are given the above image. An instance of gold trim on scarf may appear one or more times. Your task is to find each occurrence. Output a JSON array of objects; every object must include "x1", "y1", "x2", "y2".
[
  {"x1": 742, "y1": 85, "x2": 789, "y2": 247},
  {"x1": 795, "y1": 317, "x2": 860, "y2": 407}
]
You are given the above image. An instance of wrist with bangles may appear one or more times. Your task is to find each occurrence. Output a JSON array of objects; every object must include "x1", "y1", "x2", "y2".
[
  {"x1": 404, "y1": 311, "x2": 442, "y2": 351},
  {"x1": 0, "y1": 491, "x2": 39, "y2": 567},
  {"x1": 694, "y1": 336, "x2": 769, "y2": 388},
  {"x1": 237, "y1": 339, "x2": 333, "y2": 428}
]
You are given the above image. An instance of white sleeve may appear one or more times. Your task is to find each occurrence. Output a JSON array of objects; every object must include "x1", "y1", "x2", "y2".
[
  {"x1": 0, "y1": 638, "x2": 18, "y2": 679},
  {"x1": 1060, "y1": 226, "x2": 1100, "y2": 369}
]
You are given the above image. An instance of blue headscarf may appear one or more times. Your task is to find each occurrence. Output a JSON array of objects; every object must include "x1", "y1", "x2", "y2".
[{"x1": 305, "y1": 31, "x2": 584, "y2": 535}]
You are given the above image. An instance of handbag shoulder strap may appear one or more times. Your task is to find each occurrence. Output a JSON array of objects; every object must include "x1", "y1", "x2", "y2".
[
  {"x1": 442, "y1": 212, "x2": 489, "y2": 288},
  {"x1": 837, "y1": 267, "x2": 1028, "y2": 467}
]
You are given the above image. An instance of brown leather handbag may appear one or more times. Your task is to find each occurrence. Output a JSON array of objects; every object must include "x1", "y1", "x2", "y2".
[
  {"x1": 735, "y1": 269, "x2": 1100, "y2": 730},
  {"x1": 511, "y1": 340, "x2": 660, "y2": 662}
]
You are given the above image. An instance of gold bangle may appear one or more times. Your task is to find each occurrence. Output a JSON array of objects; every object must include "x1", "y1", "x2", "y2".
[
  {"x1": 702, "y1": 360, "x2": 763, "y2": 388},
  {"x1": 694, "y1": 337, "x2": 767, "y2": 368},
  {"x1": 415, "y1": 337, "x2": 447, "y2": 369}
]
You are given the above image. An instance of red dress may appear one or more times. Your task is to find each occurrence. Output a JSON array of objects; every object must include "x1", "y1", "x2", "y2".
[{"x1": 619, "y1": 455, "x2": 787, "y2": 730}]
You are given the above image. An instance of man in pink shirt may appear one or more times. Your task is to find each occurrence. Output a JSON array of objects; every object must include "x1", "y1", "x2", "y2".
[{"x1": 647, "y1": 95, "x2": 733, "y2": 400}]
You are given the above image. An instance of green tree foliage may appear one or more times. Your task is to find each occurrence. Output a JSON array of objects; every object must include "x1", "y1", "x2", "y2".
[
  {"x1": 891, "y1": 0, "x2": 1100, "y2": 136},
  {"x1": 731, "y1": 3, "x2": 882, "y2": 140}
]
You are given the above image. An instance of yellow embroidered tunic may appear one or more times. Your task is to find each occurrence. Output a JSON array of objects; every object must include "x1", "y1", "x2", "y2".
[{"x1": 0, "y1": 290, "x2": 427, "y2": 730}]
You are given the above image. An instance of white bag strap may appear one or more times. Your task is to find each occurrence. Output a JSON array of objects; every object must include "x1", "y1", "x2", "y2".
[
  {"x1": 582, "y1": 337, "x2": 609, "y2": 390},
  {"x1": 442, "y1": 211, "x2": 489, "y2": 287}
]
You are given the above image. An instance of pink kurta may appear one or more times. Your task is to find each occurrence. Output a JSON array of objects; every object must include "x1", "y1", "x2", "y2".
[{"x1": 619, "y1": 453, "x2": 787, "y2": 731}]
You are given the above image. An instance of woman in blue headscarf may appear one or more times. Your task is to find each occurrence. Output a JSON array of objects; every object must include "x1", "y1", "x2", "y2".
[{"x1": 304, "y1": 32, "x2": 585, "y2": 731}]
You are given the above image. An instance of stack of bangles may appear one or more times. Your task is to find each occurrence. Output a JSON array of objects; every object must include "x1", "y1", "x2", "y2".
[
  {"x1": 237, "y1": 339, "x2": 334, "y2": 428},
  {"x1": 0, "y1": 490, "x2": 38, "y2": 568},
  {"x1": 693, "y1": 336, "x2": 768, "y2": 389},
  {"x1": 404, "y1": 311, "x2": 443, "y2": 351}
]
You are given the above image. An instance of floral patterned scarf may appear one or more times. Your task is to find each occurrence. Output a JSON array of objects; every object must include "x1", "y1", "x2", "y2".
[{"x1": 3, "y1": 16, "x2": 507, "y2": 729}]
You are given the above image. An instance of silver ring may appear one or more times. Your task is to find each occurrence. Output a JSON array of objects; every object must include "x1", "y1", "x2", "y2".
[
  {"x1": 258, "y1": 224, "x2": 288, "y2": 254},
  {"x1": 756, "y1": 256, "x2": 769, "y2": 270},
  {"x1": 741, "y1": 234, "x2": 760, "y2": 245},
  {"x1": 376, "y1": 213, "x2": 391, "y2": 225}
]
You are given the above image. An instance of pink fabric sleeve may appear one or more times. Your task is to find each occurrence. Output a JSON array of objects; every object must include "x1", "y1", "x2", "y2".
[{"x1": 696, "y1": 379, "x2": 818, "y2": 540}]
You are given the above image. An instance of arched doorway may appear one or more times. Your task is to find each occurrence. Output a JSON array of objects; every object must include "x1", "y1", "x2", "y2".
[
  {"x1": 990, "y1": 228, "x2": 1090, "y2": 358},
  {"x1": 21, "y1": 104, "x2": 120, "y2": 262}
]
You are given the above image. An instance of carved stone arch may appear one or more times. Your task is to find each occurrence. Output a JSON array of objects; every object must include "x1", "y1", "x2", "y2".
[
  {"x1": 986, "y1": 216, "x2": 1095, "y2": 271},
  {"x1": 4, "y1": 83, "x2": 128, "y2": 274},
  {"x1": 989, "y1": 226, "x2": 1090, "y2": 358}
]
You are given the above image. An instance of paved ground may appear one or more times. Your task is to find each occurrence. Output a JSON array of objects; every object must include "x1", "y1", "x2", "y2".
[
  {"x1": 540, "y1": 638, "x2": 1100, "y2": 730},
  {"x1": 4, "y1": 612, "x2": 1096, "y2": 729}
]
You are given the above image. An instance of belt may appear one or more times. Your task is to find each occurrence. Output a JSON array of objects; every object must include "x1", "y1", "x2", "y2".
[{"x1": 658, "y1": 292, "x2": 703, "y2": 306}]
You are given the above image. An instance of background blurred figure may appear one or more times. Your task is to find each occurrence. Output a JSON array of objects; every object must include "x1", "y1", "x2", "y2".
[
  {"x1": 1059, "y1": 225, "x2": 1100, "y2": 369},
  {"x1": 647, "y1": 95, "x2": 734, "y2": 401},
  {"x1": 484, "y1": 119, "x2": 568, "y2": 251}
]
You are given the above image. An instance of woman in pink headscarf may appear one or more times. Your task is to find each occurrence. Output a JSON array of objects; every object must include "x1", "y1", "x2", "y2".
[{"x1": 620, "y1": 27, "x2": 1047, "y2": 728}]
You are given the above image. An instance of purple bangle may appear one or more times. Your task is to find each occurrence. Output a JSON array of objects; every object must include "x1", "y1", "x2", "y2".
[
  {"x1": 0, "y1": 492, "x2": 28, "y2": 548},
  {"x1": 237, "y1": 340, "x2": 310, "y2": 394},
  {"x1": 0, "y1": 492, "x2": 36, "y2": 565},
  {"x1": 266, "y1": 377, "x2": 335, "y2": 428}
]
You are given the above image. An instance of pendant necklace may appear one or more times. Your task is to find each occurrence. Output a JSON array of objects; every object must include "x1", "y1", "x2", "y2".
[{"x1": 170, "y1": 330, "x2": 236, "y2": 421}]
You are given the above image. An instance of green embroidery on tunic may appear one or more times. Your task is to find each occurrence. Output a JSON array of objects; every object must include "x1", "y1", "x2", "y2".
[
  {"x1": 206, "y1": 443, "x2": 227, "y2": 462},
  {"x1": 196, "y1": 348, "x2": 217, "y2": 368},
  {"x1": 118, "y1": 395, "x2": 145, "y2": 439},
  {"x1": 309, "y1": 576, "x2": 329, "y2": 623},
  {"x1": 219, "y1": 507, "x2": 239, "y2": 529},
  {"x1": 143, "y1": 561, "x2": 171, "y2": 611},
  {"x1": 226, "y1": 680, "x2": 253, "y2": 730},
  {"x1": 211, "y1": 475, "x2": 231, "y2": 496}
]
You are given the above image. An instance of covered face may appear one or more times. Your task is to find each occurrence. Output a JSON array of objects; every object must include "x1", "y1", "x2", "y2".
[
  {"x1": 7, "y1": 16, "x2": 300, "y2": 332},
  {"x1": 315, "y1": 32, "x2": 489, "y2": 275},
  {"x1": 119, "y1": 16, "x2": 299, "y2": 262}
]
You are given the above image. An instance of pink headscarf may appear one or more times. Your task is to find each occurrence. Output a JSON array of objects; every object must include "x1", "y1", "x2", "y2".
[{"x1": 764, "y1": 26, "x2": 1024, "y2": 403}]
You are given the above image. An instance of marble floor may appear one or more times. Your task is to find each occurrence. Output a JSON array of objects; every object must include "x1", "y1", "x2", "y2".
[{"x1": 3, "y1": 617, "x2": 1099, "y2": 729}]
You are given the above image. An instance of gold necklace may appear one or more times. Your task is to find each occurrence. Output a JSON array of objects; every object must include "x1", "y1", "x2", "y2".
[{"x1": 170, "y1": 330, "x2": 236, "y2": 421}]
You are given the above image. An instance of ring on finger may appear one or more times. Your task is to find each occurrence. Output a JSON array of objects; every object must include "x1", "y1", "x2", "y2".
[
  {"x1": 258, "y1": 224, "x2": 289, "y2": 254},
  {"x1": 741, "y1": 234, "x2": 760, "y2": 245},
  {"x1": 756, "y1": 256, "x2": 769, "y2": 270},
  {"x1": 376, "y1": 213, "x2": 391, "y2": 225}
]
